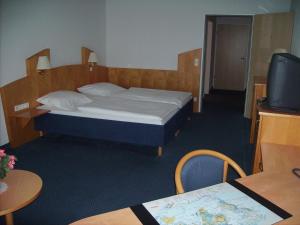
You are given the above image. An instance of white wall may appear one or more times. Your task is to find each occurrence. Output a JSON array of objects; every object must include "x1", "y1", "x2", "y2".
[
  {"x1": 105, "y1": 0, "x2": 291, "y2": 70},
  {"x1": 0, "y1": 0, "x2": 292, "y2": 146},
  {"x1": 0, "y1": 0, "x2": 106, "y2": 145},
  {"x1": 291, "y1": 0, "x2": 300, "y2": 56}
]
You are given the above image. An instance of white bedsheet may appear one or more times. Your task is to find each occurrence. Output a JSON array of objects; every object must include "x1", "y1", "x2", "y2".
[
  {"x1": 113, "y1": 87, "x2": 192, "y2": 108},
  {"x1": 37, "y1": 96, "x2": 178, "y2": 125}
]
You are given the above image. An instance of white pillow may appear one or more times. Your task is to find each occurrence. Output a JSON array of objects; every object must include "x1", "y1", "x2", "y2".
[
  {"x1": 77, "y1": 82, "x2": 125, "y2": 96},
  {"x1": 37, "y1": 90, "x2": 92, "y2": 110}
]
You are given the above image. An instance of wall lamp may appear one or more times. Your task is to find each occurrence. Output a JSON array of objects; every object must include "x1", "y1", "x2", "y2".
[
  {"x1": 88, "y1": 52, "x2": 98, "y2": 71},
  {"x1": 36, "y1": 56, "x2": 51, "y2": 74}
]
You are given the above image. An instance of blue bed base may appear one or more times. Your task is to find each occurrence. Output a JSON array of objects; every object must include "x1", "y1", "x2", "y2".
[{"x1": 34, "y1": 100, "x2": 193, "y2": 148}]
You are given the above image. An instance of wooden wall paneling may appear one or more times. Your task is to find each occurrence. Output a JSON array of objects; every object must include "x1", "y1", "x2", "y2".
[
  {"x1": 178, "y1": 49, "x2": 201, "y2": 111},
  {"x1": 35, "y1": 71, "x2": 53, "y2": 98},
  {"x1": 153, "y1": 70, "x2": 167, "y2": 90},
  {"x1": 1, "y1": 47, "x2": 110, "y2": 148},
  {"x1": 81, "y1": 47, "x2": 109, "y2": 83},
  {"x1": 166, "y1": 71, "x2": 179, "y2": 90},
  {"x1": 26, "y1": 49, "x2": 50, "y2": 77},
  {"x1": 140, "y1": 71, "x2": 154, "y2": 88},
  {"x1": 178, "y1": 49, "x2": 201, "y2": 74},
  {"x1": 1, "y1": 77, "x2": 40, "y2": 147},
  {"x1": 108, "y1": 67, "x2": 200, "y2": 112},
  {"x1": 90, "y1": 66, "x2": 109, "y2": 83},
  {"x1": 51, "y1": 66, "x2": 77, "y2": 92},
  {"x1": 71, "y1": 65, "x2": 90, "y2": 88},
  {"x1": 107, "y1": 47, "x2": 202, "y2": 112}
]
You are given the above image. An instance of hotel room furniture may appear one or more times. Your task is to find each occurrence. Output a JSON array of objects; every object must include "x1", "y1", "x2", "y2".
[
  {"x1": 249, "y1": 76, "x2": 266, "y2": 144},
  {"x1": 175, "y1": 149, "x2": 246, "y2": 194},
  {"x1": 261, "y1": 143, "x2": 300, "y2": 173},
  {"x1": 10, "y1": 108, "x2": 49, "y2": 128},
  {"x1": 70, "y1": 170, "x2": 299, "y2": 225},
  {"x1": 252, "y1": 105, "x2": 300, "y2": 173},
  {"x1": 34, "y1": 100, "x2": 193, "y2": 156},
  {"x1": 1, "y1": 48, "x2": 201, "y2": 148},
  {"x1": 0, "y1": 170, "x2": 42, "y2": 225}
]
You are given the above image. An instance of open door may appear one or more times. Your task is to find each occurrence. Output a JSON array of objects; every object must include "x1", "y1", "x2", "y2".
[{"x1": 244, "y1": 12, "x2": 294, "y2": 118}]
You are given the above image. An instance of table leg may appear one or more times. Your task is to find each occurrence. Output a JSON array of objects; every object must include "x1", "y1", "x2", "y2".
[{"x1": 5, "y1": 213, "x2": 14, "y2": 225}]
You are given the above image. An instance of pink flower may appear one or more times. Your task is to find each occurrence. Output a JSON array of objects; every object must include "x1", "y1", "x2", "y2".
[
  {"x1": 7, "y1": 159, "x2": 16, "y2": 169},
  {"x1": 9, "y1": 155, "x2": 16, "y2": 161},
  {"x1": 7, "y1": 155, "x2": 17, "y2": 170},
  {"x1": 0, "y1": 149, "x2": 6, "y2": 157}
]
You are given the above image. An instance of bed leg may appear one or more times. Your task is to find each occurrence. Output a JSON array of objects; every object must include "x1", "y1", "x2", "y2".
[
  {"x1": 157, "y1": 146, "x2": 163, "y2": 157},
  {"x1": 175, "y1": 129, "x2": 180, "y2": 137}
]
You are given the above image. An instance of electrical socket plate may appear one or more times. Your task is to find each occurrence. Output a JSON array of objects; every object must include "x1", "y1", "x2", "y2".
[
  {"x1": 14, "y1": 102, "x2": 29, "y2": 112},
  {"x1": 194, "y1": 58, "x2": 199, "y2": 67}
]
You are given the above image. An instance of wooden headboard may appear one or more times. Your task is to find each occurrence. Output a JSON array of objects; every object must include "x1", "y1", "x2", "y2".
[
  {"x1": 0, "y1": 47, "x2": 108, "y2": 147},
  {"x1": 108, "y1": 48, "x2": 202, "y2": 111},
  {"x1": 1, "y1": 47, "x2": 201, "y2": 148}
]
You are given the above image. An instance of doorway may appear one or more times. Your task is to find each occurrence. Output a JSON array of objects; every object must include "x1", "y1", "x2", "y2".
[{"x1": 202, "y1": 16, "x2": 252, "y2": 113}]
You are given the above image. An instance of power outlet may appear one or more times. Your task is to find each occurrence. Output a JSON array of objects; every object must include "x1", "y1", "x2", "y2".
[
  {"x1": 193, "y1": 97, "x2": 198, "y2": 102},
  {"x1": 194, "y1": 58, "x2": 199, "y2": 67},
  {"x1": 14, "y1": 102, "x2": 29, "y2": 112}
]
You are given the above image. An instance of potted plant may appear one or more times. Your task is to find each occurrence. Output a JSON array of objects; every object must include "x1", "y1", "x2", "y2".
[{"x1": 0, "y1": 149, "x2": 17, "y2": 193}]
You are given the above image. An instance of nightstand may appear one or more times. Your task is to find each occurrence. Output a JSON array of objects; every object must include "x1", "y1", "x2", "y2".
[{"x1": 10, "y1": 108, "x2": 49, "y2": 128}]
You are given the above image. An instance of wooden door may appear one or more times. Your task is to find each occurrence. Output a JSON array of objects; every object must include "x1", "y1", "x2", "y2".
[
  {"x1": 244, "y1": 12, "x2": 294, "y2": 118},
  {"x1": 213, "y1": 24, "x2": 251, "y2": 91}
]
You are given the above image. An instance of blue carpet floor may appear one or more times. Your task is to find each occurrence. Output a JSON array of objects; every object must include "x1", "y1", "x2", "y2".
[{"x1": 1, "y1": 94, "x2": 253, "y2": 225}]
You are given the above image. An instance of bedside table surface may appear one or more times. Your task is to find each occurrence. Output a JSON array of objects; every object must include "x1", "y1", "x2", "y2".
[{"x1": 11, "y1": 108, "x2": 49, "y2": 119}]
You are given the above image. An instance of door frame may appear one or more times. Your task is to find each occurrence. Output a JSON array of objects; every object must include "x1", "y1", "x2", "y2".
[{"x1": 201, "y1": 15, "x2": 253, "y2": 112}]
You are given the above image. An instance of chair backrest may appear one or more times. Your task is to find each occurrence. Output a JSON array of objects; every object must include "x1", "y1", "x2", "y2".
[{"x1": 175, "y1": 149, "x2": 246, "y2": 194}]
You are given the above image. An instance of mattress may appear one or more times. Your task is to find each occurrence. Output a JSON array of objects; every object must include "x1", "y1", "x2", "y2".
[
  {"x1": 37, "y1": 96, "x2": 179, "y2": 125},
  {"x1": 113, "y1": 87, "x2": 192, "y2": 108}
]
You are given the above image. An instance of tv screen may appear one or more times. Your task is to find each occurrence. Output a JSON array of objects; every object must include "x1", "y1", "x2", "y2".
[{"x1": 266, "y1": 53, "x2": 300, "y2": 112}]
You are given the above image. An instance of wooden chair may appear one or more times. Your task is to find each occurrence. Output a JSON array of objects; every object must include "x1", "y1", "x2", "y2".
[{"x1": 175, "y1": 149, "x2": 246, "y2": 194}]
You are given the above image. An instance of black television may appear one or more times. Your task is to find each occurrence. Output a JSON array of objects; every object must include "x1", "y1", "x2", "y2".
[{"x1": 265, "y1": 53, "x2": 300, "y2": 112}]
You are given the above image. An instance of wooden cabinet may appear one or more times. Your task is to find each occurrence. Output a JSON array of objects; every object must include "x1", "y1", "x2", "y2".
[
  {"x1": 249, "y1": 76, "x2": 266, "y2": 144},
  {"x1": 261, "y1": 143, "x2": 300, "y2": 173},
  {"x1": 252, "y1": 106, "x2": 300, "y2": 173}
]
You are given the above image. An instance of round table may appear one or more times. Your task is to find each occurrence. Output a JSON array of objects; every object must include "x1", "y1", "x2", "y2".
[{"x1": 0, "y1": 170, "x2": 43, "y2": 225}]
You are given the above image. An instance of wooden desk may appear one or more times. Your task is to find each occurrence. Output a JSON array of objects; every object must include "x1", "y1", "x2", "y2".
[
  {"x1": 249, "y1": 76, "x2": 266, "y2": 144},
  {"x1": 252, "y1": 106, "x2": 300, "y2": 173},
  {"x1": 0, "y1": 170, "x2": 43, "y2": 225},
  {"x1": 70, "y1": 172, "x2": 300, "y2": 225},
  {"x1": 261, "y1": 143, "x2": 300, "y2": 173}
]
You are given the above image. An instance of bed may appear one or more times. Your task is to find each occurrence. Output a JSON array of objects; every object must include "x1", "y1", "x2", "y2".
[{"x1": 34, "y1": 85, "x2": 193, "y2": 156}]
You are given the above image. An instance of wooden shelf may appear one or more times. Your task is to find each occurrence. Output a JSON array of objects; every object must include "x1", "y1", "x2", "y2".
[{"x1": 10, "y1": 108, "x2": 49, "y2": 128}]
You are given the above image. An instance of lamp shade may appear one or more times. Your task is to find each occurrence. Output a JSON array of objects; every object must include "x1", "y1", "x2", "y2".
[
  {"x1": 37, "y1": 56, "x2": 51, "y2": 70},
  {"x1": 88, "y1": 52, "x2": 98, "y2": 63}
]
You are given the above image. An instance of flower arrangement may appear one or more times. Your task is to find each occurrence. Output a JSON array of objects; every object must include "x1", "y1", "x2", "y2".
[{"x1": 0, "y1": 149, "x2": 17, "y2": 179}]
